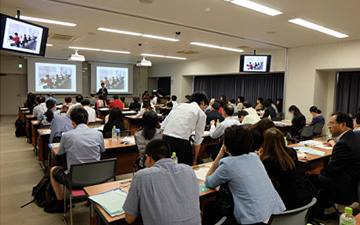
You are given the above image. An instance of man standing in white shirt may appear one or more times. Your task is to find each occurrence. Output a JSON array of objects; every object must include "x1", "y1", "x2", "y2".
[
  {"x1": 81, "y1": 99, "x2": 96, "y2": 122},
  {"x1": 162, "y1": 91, "x2": 208, "y2": 166}
]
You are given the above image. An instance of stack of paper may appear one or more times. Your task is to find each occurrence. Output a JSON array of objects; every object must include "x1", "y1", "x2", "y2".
[
  {"x1": 199, "y1": 183, "x2": 210, "y2": 194},
  {"x1": 296, "y1": 147, "x2": 325, "y2": 156},
  {"x1": 300, "y1": 140, "x2": 332, "y2": 150},
  {"x1": 122, "y1": 137, "x2": 135, "y2": 144},
  {"x1": 89, "y1": 188, "x2": 127, "y2": 217},
  {"x1": 42, "y1": 129, "x2": 51, "y2": 134},
  {"x1": 203, "y1": 131, "x2": 211, "y2": 136},
  {"x1": 195, "y1": 168, "x2": 210, "y2": 181},
  {"x1": 48, "y1": 143, "x2": 60, "y2": 148}
]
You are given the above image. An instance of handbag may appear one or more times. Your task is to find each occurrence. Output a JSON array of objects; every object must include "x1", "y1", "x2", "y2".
[{"x1": 215, "y1": 183, "x2": 234, "y2": 216}]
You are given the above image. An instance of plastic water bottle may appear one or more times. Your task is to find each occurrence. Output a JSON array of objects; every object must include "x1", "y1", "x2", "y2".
[
  {"x1": 339, "y1": 207, "x2": 355, "y2": 225},
  {"x1": 171, "y1": 152, "x2": 178, "y2": 163},
  {"x1": 326, "y1": 129, "x2": 332, "y2": 141},
  {"x1": 284, "y1": 137, "x2": 288, "y2": 147},
  {"x1": 112, "y1": 126, "x2": 116, "y2": 141},
  {"x1": 216, "y1": 119, "x2": 220, "y2": 127},
  {"x1": 115, "y1": 129, "x2": 121, "y2": 141}
]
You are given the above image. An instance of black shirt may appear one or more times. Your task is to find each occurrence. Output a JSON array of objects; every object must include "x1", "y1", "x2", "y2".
[
  {"x1": 129, "y1": 102, "x2": 141, "y2": 111},
  {"x1": 102, "y1": 121, "x2": 126, "y2": 138},
  {"x1": 205, "y1": 110, "x2": 224, "y2": 125},
  {"x1": 263, "y1": 106, "x2": 276, "y2": 119}
]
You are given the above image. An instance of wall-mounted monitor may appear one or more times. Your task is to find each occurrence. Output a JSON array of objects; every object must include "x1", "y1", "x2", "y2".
[
  {"x1": 240, "y1": 55, "x2": 271, "y2": 73},
  {"x1": 91, "y1": 63, "x2": 133, "y2": 94},
  {"x1": 0, "y1": 13, "x2": 49, "y2": 56},
  {"x1": 27, "y1": 58, "x2": 83, "y2": 94}
]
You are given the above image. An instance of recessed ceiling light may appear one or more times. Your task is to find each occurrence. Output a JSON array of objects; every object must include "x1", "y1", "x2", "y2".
[
  {"x1": 69, "y1": 46, "x2": 101, "y2": 51},
  {"x1": 68, "y1": 46, "x2": 130, "y2": 55},
  {"x1": 16, "y1": 15, "x2": 76, "y2": 27},
  {"x1": 190, "y1": 42, "x2": 244, "y2": 52},
  {"x1": 98, "y1": 27, "x2": 179, "y2": 42},
  {"x1": 225, "y1": 0, "x2": 282, "y2": 16},
  {"x1": 102, "y1": 49, "x2": 130, "y2": 54},
  {"x1": 288, "y1": 18, "x2": 349, "y2": 38},
  {"x1": 46, "y1": 44, "x2": 53, "y2": 47},
  {"x1": 141, "y1": 53, "x2": 186, "y2": 60}
]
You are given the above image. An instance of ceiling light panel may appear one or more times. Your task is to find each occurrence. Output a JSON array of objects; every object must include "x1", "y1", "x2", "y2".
[
  {"x1": 16, "y1": 15, "x2": 77, "y2": 27},
  {"x1": 190, "y1": 42, "x2": 244, "y2": 53},
  {"x1": 141, "y1": 53, "x2": 186, "y2": 60},
  {"x1": 226, "y1": 0, "x2": 282, "y2": 16},
  {"x1": 69, "y1": 46, "x2": 130, "y2": 55},
  {"x1": 288, "y1": 18, "x2": 349, "y2": 38}
]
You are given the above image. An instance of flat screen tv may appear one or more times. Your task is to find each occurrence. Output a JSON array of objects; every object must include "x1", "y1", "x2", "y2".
[
  {"x1": 0, "y1": 13, "x2": 49, "y2": 56},
  {"x1": 240, "y1": 55, "x2": 271, "y2": 73}
]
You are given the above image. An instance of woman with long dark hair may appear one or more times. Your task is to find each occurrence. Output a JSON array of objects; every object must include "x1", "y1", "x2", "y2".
[
  {"x1": 134, "y1": 111, "x2": 161, "y2": 168},
  {"x1": 288, "y1": 105, "x2": 306, "y2": 137},
  {"x1": 248, "y1": 118, "x2": 276, "y2": 152},
  {"x1": 135, "y1": 96, "x2": 156, "y2": 118},
  {"x1": 42, "y1": 100, "x2": 60, "y2": 125},
  {"x1": 309, "y1": 106, "x2": 325, "y2": 125},
  {"x1": 102, "y1": 107, "x2": 125, "y2": 137}
]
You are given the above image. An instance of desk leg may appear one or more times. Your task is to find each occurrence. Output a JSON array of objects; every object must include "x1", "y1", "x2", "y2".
[
  {"x1": 38, "y1": 135, "x2": 43, "y2": 162},
  {"x1": 89, "y1": 204, "x2": 99, "y2": 225},
  {"x1": 32, "y1": 126, "x2": 36, "y2": 148}
]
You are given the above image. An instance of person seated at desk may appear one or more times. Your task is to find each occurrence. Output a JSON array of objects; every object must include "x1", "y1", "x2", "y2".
[
  {"x1": 262, "y1": 99, "x2": 276, "y2": 119},
  {"x1": 129, "y1": 96, "x2": 141, "y2": 111},
  {"x1": 288, "y1": 105, "x2": 306, "y2": 139},
  {"x1": 162, "y1": 91, "x2": 208, "y2": 166},
  {"x1": 255, "y1": 97, "x2": 264, "y2": 111},
  {"x1": 45, "y1": 107, "x2": 105, "y2": 213},
  {"x1": 49, "y1": 112, "x2": 73, "y2": 144},
  {"x1": 229, "y1": 98, "x2": 239, "y2": 114},
  {"x1": 243, "y1": 101, "x2": 261, "y2": 119},
  {"x1": 204, "y1": 98, "x2": 215, "y2": 112},
  {"x1": 81, "y1": 99, "x2": 96, "y2": 122},
  {"x1": 46, "y1": 93, "x2": 58, "y2": 105},
  {"x1": 248, "y1": 118, "x2": 275, "y2": 152},
  {"x1": 109, "y1": 95, "x2": 124, "y2": 110},
  {"x1": 239, "y1": 110, "x2": 260, "y2": 125},
  {"x1": 237, "y1": 96, "x2": 244, "y2": 110},
  {"x1": 169, "y1": 95, "x2": 178, "y2": 107},
  {"x1": 276, "y1": 98, "x2": 283, "y2": 114},
  {"x1": 89, "y1": 94, "x2": 97, "y2": 107},
  {"x1": 123, "y1": 140, "x2": 201, "y2": 225},
  {"x1": 203, "y1": 125, "x2": 285, "y2": 225},
  {"x1": 205, "y1": 102, "x2": 224, "y2": 126},
  {"x1": 134, "y1": 111, "x2": 161, "y2": 169},
  {"x1": 260, "y1": 128, "x2": 317, "y2": 221},
  {"x1": 42, "y1": 99, "x2": 60, "y2": 125},
  {"x1": 209, "y1": 104, "x2": 239, "y2": 139},
  {"x1": 120, "y1": 96, "x2": 128, "y2": 108},
  {"x1": 33, "y1": 95, "x2": 47, "y2": 122},
  {"x1": 162, "y1": 102, "x2": 173, "y2": 117},
  {"x1": 24, "y1": 92, "x2": 37, "y2": 114},
  {"x1": 95, "y1": 94, "x2": 107, "y2": 114},
  {"x1": 67, "y1": 95, "x2": 83, "y2": 115},
  {"x1": 135, "y1": 97, "x2": 155, "y2": 118},
  {"x1": 102, "y1": 107, "x2": 126, "y2": 138},
  {"x1": 353, "y1": 112, "x2": 360, "y2": 136},
  {"x1": 60, "y1": 97, "x2": 72, "y2": 112},
  {"x1": 309, "y1": 106, "x2": 325, "y2": 125},
  {"x1": 311, "y1": 112, "x2": 360, "y2": 219}
]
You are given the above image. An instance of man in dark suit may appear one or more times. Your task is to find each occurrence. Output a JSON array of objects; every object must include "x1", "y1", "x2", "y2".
[
  {"x1": 96, "y1": 82, "x2": 108, "y2": 100},
  {"x1": 205, "y1": 102, "x2": 224, "y2": 125},
  {"x1": 312, "y1": 112, "x2": 360, "y2": 218}
]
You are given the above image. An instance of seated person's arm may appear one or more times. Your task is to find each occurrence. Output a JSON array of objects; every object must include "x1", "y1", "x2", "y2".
[{"x1": 125, "y1": 212, "x2": 138, "y2": 224}]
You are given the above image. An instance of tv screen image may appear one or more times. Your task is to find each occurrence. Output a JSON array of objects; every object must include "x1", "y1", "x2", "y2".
[
  {"x1": 96, "y1": 66, "x2": 129, "y2": 93},
  {"x1": 1, "y1": 14, "x2": 48, "y2": 56},
  {"x1": 240, "y1": 55, "x2": 271, "y2": 73},
  {"x1": 35, "y1": 62, "x2": 76, "y2": 92}
]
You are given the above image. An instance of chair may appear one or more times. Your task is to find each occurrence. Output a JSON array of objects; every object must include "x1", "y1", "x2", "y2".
[
  {"x1": 268, "y1": 198, "x2": 317, "y2": 225},
  {"x1": 63, "y1": 158, "x2": 117, "y2": 225},
  {"x1": 313, "y1": 122, "x2": 325, "y2": 136},
  {"x1": 299, "y1": 125, "x2": 315, "y2": 141},
  {"x1": 272, "y1": 117, "x2": 282, "y2": 121},
  {"x1": 104, "y1": 130, "x2": 131, "y2": 138}
]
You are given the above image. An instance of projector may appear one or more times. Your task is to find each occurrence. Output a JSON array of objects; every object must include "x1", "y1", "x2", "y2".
[
  {"x1": 136, "y1": 57, "x2": 152, "y2": 67},
  {"x1": 68, "y1": 50, "x2": 85, "y2": 62}
]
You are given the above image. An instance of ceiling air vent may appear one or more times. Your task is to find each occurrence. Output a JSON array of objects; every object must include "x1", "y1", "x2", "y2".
[
  {"x1": 177, "y1": 50, "x2": 199, "y2": 55},
  {"x1": 49, "y1": 33, "x2": 78, "y2": 42}
]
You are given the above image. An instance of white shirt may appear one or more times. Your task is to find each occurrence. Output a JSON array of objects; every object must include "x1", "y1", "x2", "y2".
[
  {"x1": 210, "y1": 116, "x2": 240, "y2": 139},
  {"x1": 162, "y1": 102, "x2": 206, "y2": 146},
  {"x1": 152, "y1": 96, "x2": 158, "y2": 106},
  {"x1": 67, "y1": 102, "x2": 82, "y2": 115},
  {"x1": 244, "y1": 107, "x2": 260, "y2": 119},
  {"x1": 84, "y1": 106, "x2": 96, "y2": 122},
  {"x1": 242, "y1": 114, "x2": 260, "y2": 125},
  {"x1": 172, "y1": 101, "x2": 178, "y2": 108}
]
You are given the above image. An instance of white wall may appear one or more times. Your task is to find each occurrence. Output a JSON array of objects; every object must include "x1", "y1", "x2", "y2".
[{"x1": 149, "y1": 49, "x2": 286, "y2": 102}]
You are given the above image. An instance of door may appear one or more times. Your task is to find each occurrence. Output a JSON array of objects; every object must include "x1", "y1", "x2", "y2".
[{"x1": 0, "y1": 74, "x2": 27, "y2": 115}]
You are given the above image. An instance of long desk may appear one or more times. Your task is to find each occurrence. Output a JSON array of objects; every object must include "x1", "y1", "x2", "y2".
[
  {"x1": 25, "y1": 114, "x2": 36, "y2": 141},
  {"x1": 50, "y1": 136, "x2": 139, "y2": 175},
  {"x1": 18, "y1": 106, "x2": 29, "y2": 123},
  {"x1": 84, "y1": 162, "x2": 215, "y2": 225}
]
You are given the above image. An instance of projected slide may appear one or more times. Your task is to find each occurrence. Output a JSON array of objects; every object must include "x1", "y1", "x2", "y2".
[
  {"x1": 243, "y1": 56, "x2": 268, "y2": 72},
  {"x1": 96, "y1": 66, "x2": 129, "y2": 93},
  {"x1": 2, "y1": 17, "x2": 44, "y2": 54},
  {"x1": 35, "y1": 62, "x2": 76, "y2": 92}
]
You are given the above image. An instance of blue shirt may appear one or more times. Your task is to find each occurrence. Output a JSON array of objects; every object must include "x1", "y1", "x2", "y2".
[
  {"x1": 205, "y1": 153, "x2": 285, "y2": 224},
  {"x1": 46, "y1": 97, "x2": 59, "y2": 105},
  {"x1": 49, "y1": 115, "x2": 74, "y2": 143},
  {"x1": 123, "y1": 158, "x2": 201, "y2": 225},
  {"x1": 58, "y1": 124, "x2": 105, "y2": 171},
  {"x1": 41, "y1": 110, "x2": 61, "y2": 125}
]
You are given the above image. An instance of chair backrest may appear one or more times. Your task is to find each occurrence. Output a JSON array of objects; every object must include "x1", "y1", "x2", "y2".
[
  {"x1": 300, "y1": 125, "x2": 315, "y2": 140},
  {"x1": 313, "y1": 122, "x2": 324, "y2": 134},
  {"x1": 268, "y1": 198, "x2": 317, "y2": 225},
  {"x1": 69, "y1": 158, "x2": 117, "y2": 190},
  {"x1": 276, "y1": 113, "x2": 283, "y2": 119},
  {"x1": 88, "y1": 121, "x2": 102, "y2": 126}
]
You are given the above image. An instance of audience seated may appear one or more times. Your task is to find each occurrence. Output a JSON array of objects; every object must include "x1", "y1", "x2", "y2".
[
  {"x1": 49, "y1": 109, "x2": 74, "y2": 143},
  {"x1": 120, "y1": 96, "x2": 128, "y2": 108},
  {"x1": 229, "y1": 98, "x2": 238, "y2": 114},
  {"x1": 184, "y1": 94, "x2": 191, "y2": 103},
  {"x1": 95, "y1": 94, "x2": 107, "y2": 113},
  {"x1": 89, "y1": 94, "x2": 97, "y2": 107},
  {"x1": 67, "y1": 95, "x2": 83, "y2": 115},
  {"x1": 262, "y1": 99, "x2": 276, "y2": 119},
  {"x1": 45, "y1": 93, "x2": 58, "y2": 105},
  {"x1": 134, "y1": 111, "x2": 161, "y2": 169},
  {"x1": 61, "y1": 97, "x2": 72, "y2": 112},
  {"x1": 170, "y1": 95, "x2": 178, "y2": 107},
  {"x1": 310, "y1": 112, "x2": 360, "y2": 219},
  {"x1": 237, "y1": 96, "x2": 244, "y2": 110},
  {"x1": 109, "y1": 95, "x2": 124, "y2": 110},
  {"x1": 162, "y1": 102, "x2": 173, "y2": 117},
  {"x1": 205, "y1": 102, "x2": 224, "y2": 125},
  {"x1": 24, "y1": 93, "x2": 37, "y2": 114},
  {"x1": 248, "y1": 118, "x2": 275, "y2": 152},
  {"x1": 209, "y1": 104, "x2": 239, "y2": 139},
  {"x1": 276, "y1": 98, "x2": 283, "y2": 114},
  {"x1": 353, "y1": 112, "x2": 360, "y2": 136},
  {"x1": 102, "y1": 107, "x2": 126, "y2": 137},
  {"x1": 239, "y1": 110, "x2": 260, "y2": 125},
  {"x1": 135, "y1": 97, "x2": 156, "y2": 118},
  {"x1": 203, "y1": 125, "x2": 285, "y2": 225},
  {"x1": 309, "y1": 106, "x2": 325, "y2": 125},
  {"x1": 255, "y1": 97, "x2": 264, "y2": 111},
  {"x1": 42, "y1": 99, "x2": 60, "y2": 125},
  {"x1": 220, "y1": 95, "x2": 227, "y2": 108},
  {"x1": 45, "y1": 107, "x2": 105, "y2": 213},
  {"x1": 243, "y1": 101, "x2": 261, "y2": 119},
  {"x1": 123, "y1": 140, "x2": 201, "y2": 225},
  {"x1": 260, "y1": 127, "x2": 317, "y2": 220},
  {"x1": 129, "y1": 96, "x2": 141, "y2": 111},
  {"x1": 288, "y1": 105, "x2": 306, "y2": 138},
  {"x1": 162, "y1": 91, "x2": 208, "y2": 166},
  {"x1": 81, "y1": 99, "x2": 96, "y2": 122},
  {"x1": 205, "y1": 98, "x2": 215, "y2": 112},
  {"x1": 33, "y1": 96, "x2": 47, "y2": 122}
]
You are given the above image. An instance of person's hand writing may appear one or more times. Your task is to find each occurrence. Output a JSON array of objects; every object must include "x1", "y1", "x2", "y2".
[{"x1": 210, "y1": 120, "x2": 215, "y2": 126}]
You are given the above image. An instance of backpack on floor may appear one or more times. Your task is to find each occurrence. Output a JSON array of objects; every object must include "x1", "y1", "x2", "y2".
[
  {"x1": 21, "y1": 170, "x2": 56, "y2": 208},
  {"x1": 15, "y1": 119, "x2": 26, "y2": 137}
]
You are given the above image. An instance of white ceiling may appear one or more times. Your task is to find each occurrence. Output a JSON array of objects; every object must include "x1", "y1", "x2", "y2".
[{"x1": 1, "y1": 0, "x2": 359, "y2": 64}]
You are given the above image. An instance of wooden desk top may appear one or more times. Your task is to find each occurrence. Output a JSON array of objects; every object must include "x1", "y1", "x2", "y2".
[
  {"x1": 38, "y1": 125, "x2": 104, "y2": 136},
  {"x1": 26, "y1": 114, "x2": 36, "y2": 119},
  {"x1": 84, "y1": 162, "x2": 215, "y2": 224},
  {"x1": 289, "y1": 140, "x2": 332, "y2": 163},
  {"x1": 51, "y1": 137, "x2": 136, "y2": 155},
  {"x1": 31, "y1": 120, "x2": 40, "y2": 125},
  {"x1": 355, "y1": 213, "x2": 360, "y2": 224}
]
